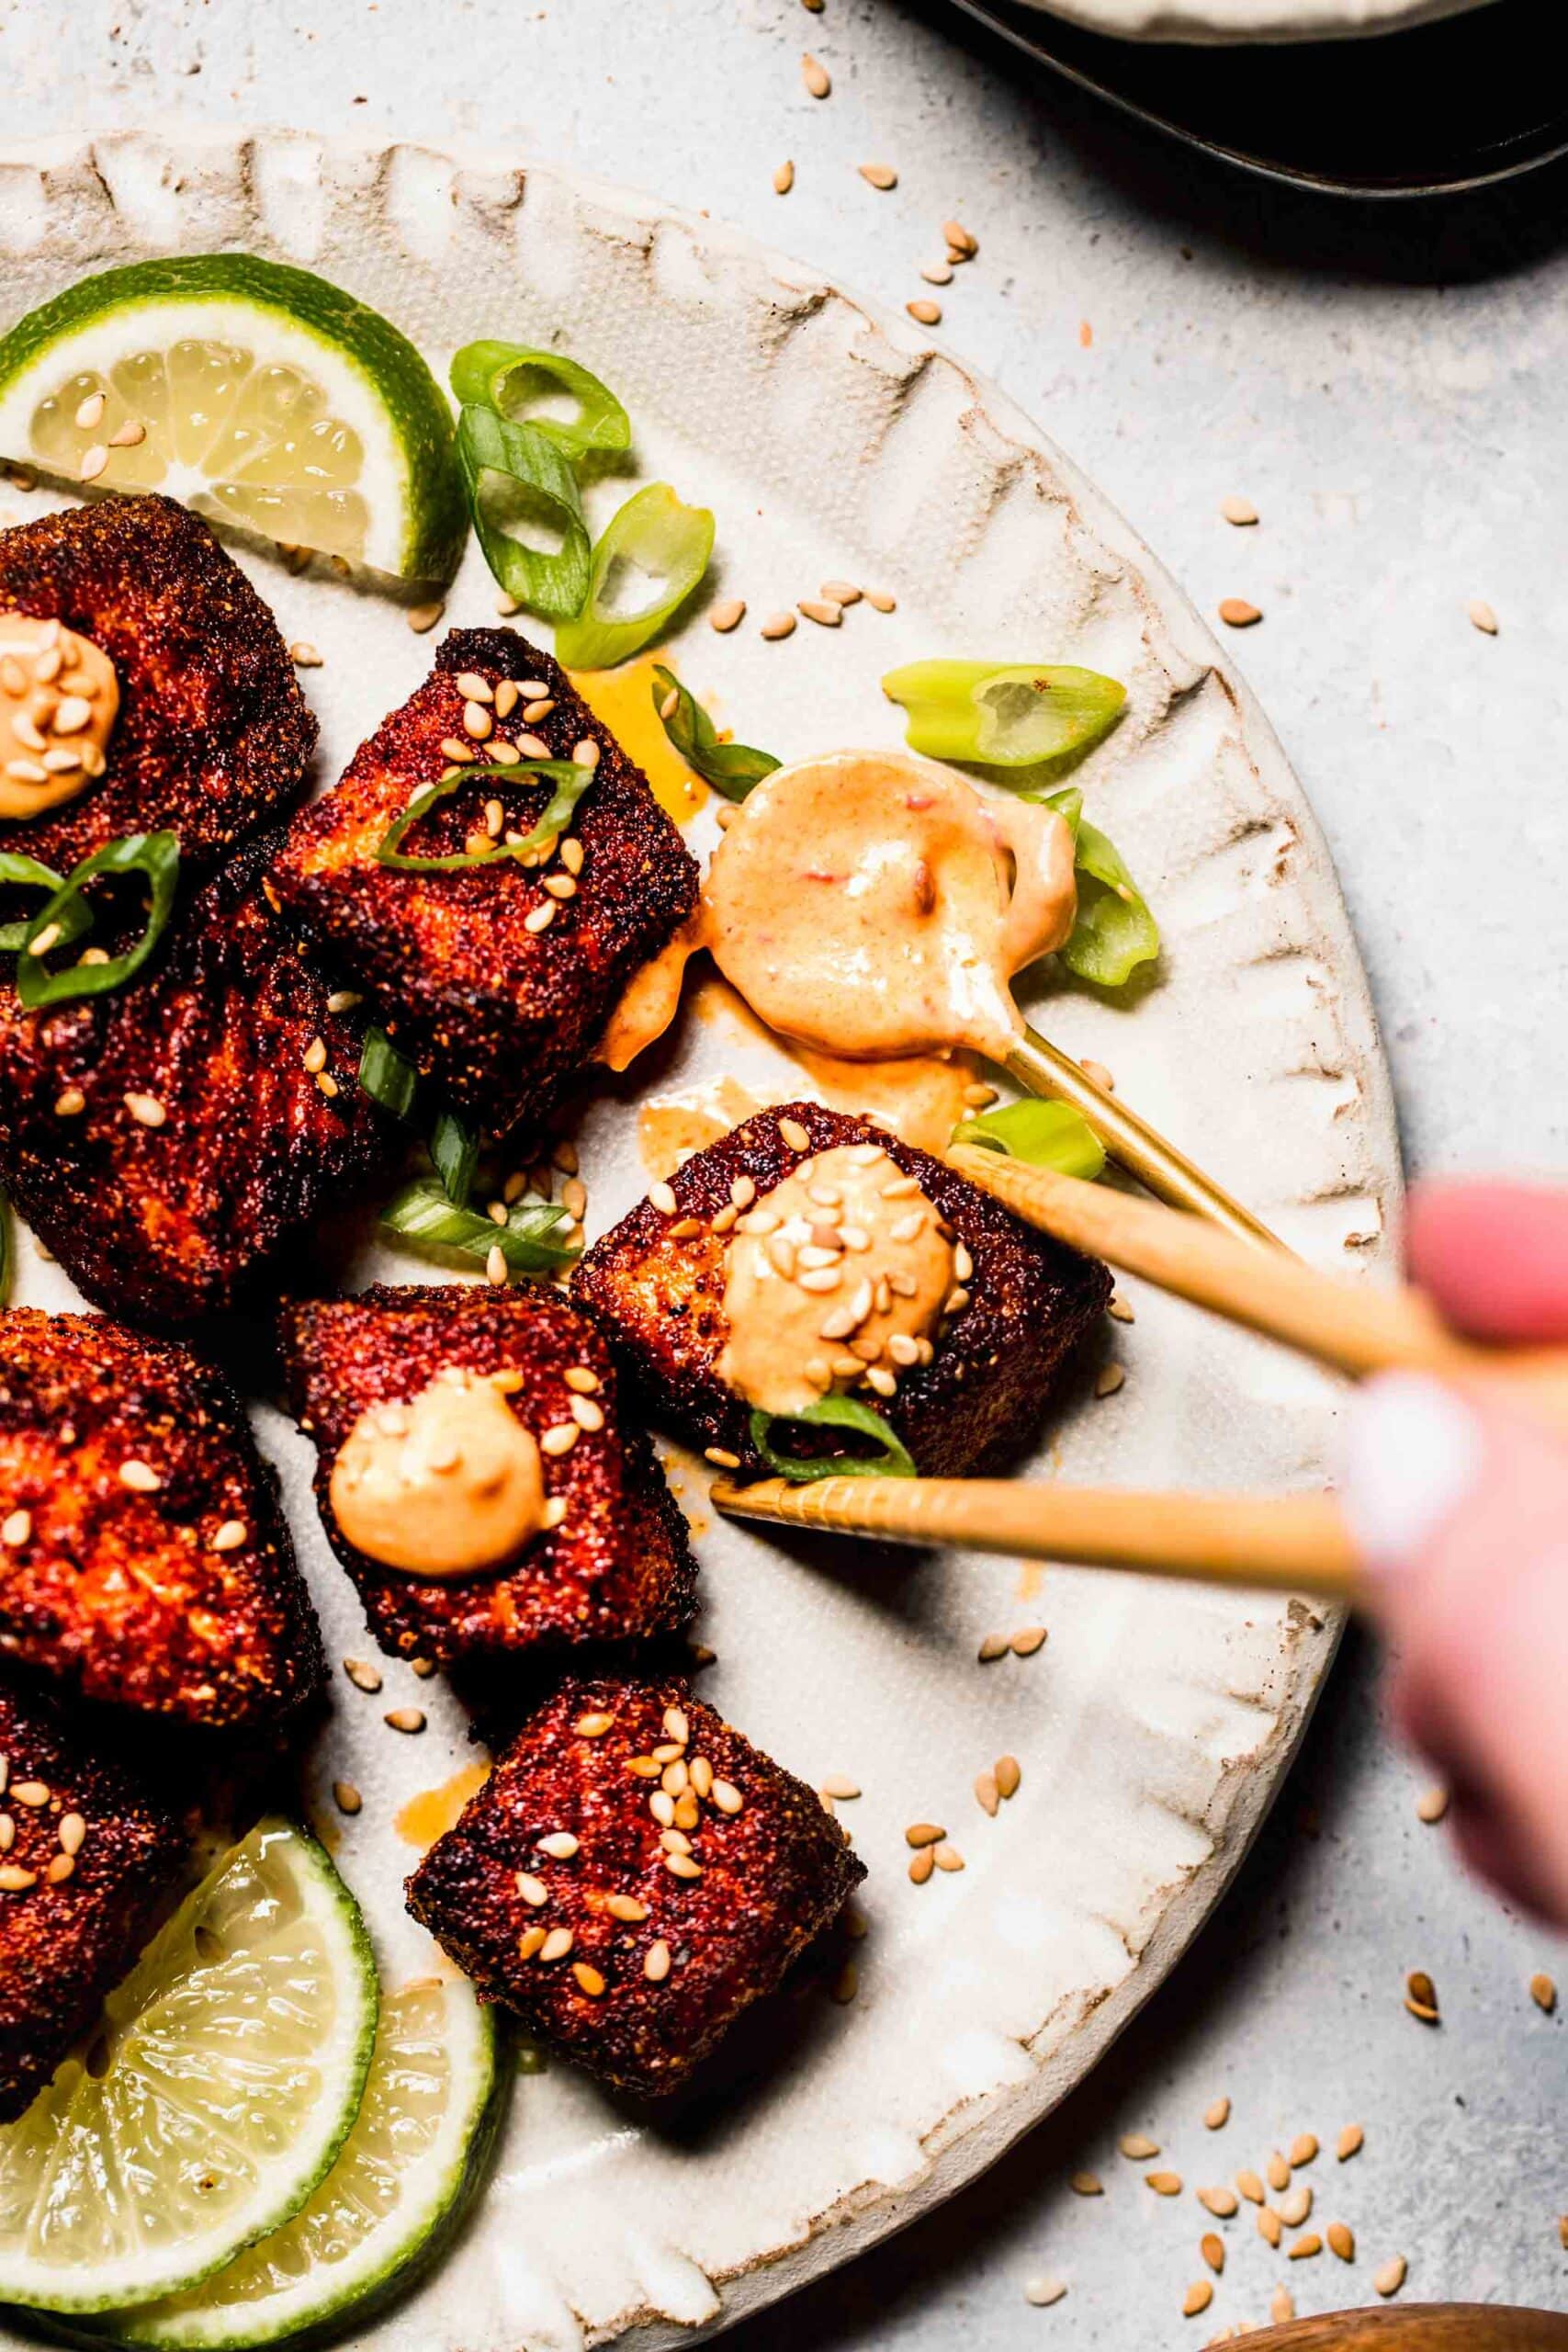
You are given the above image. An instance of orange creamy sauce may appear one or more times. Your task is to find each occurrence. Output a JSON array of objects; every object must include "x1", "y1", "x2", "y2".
[
  {"x1": 395, "y1": 1761, "x2": 492, "y2": 1851},
  {"x1": 329, "y1": 1370, "x2": 546, "y2": 1577}
]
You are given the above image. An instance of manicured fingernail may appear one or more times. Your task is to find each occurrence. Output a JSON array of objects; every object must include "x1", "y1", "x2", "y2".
[{"x1": 1337, "y1": 1373, "x2": 1484, "y2": 1581}]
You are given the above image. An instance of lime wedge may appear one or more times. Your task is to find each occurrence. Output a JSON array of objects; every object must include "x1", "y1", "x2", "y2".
[
  {"x1": 101, "y1": 1976, "x2": 501, "y2": 2351},
  {"x1": 0, "y1": 1820, "x2": 378, "y2": 2314},
  {"x1": 0, "y1": 255, "x2": 466, "y2": 583}
]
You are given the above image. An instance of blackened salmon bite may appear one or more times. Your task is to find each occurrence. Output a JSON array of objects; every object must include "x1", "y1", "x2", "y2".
[
  {"x1": 266, "y1": 628, "x2": 699, "y2": 1140},
  {"x1": 0, "y1": 495, "x2": 315, "y2": 878}
]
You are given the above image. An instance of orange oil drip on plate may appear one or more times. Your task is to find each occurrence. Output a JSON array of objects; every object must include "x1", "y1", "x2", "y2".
[
  {"x1": 395, "y1": 1759, "x2": 491, "y2": 1852},
  {"x1": 568, "y1": 652, "x2": 707, "y2": 827}
]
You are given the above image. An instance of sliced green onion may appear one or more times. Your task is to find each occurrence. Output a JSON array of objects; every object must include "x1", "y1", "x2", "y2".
[
  {"x1": 359, "y1": 1027, "x2": 420, "y2": 1121},
  {"x1": 951, "y1": 1097, "x2": 1105, "y2": 1181},
  {"x1": 431, "y1": 1110, "x2": 479, "y2": 1209},
  {"x1": 380, "y1": 1178, "x2": 579, "y2": 1275},
  {"x1": 16, "y1": 832, "x2": 180, "y2": 1010},
  {"x1": 456, "y1": 404, "x2": 592, "y2": 622},
  {"x1": 882, "y1": 660, "x2": 1126, "y2": 769},
  {"x1": 449, "y1": 342, "x2": 631, "y2": 465},
  {"x1": 0, "y1": 852, "x2": 85, "y2": 954},
  {"x1": 554, "y1": 484, "x2": 714, "y2": 671},
  {"x1": 649, "y1": 664, "x2": 779, "y2": 802},
  {"x1": 748, "y1": 1394, "x2": 916, "y2": 1483},
  {"x1": 376, "y1": 760, "x2": 592, "y2": 871},
  {"x1": 1037, "y1": 786, "x2": 1159, "y2": 989}
]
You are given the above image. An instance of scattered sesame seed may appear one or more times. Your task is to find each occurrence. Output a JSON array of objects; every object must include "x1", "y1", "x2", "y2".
[
  {"x1": 994, "y1": 1754, "x2": 1021, "y2": 1800},
  {"x1": 1182, "y1": 2282, "x2": 1213, "y2": 2318},
  {"x1": 1278, "y1": 2184, "x2": 1313, "y2": 2227},
  {"x1": 58, "y1": 1811, "x2": 86, "y2": 1855},
  {"x1": 1218, "y1": 598, "x2": 1263, "y2": 628},
  {"x1": 1416, "y1": 1782, "x2": 1450, "y2": 1823},
  {"x1": 905, "y1": 1822, "x2": 945, "y2": 1849},
  {"x1": 773, "y1": 161, "x2": 795, "y2": 195},
  {"x1": 486, "y1": 1243, "x2": 509, "y2": 1287},
  {"x1": 1287, "y1": 2233, "x2": 1322, "y2": 2261},
  {"x1": 539, "y1": 1927, "x2": 574, "y2": 1962},
  {"x1": 344, "y1": 1657, "x2": 383, "y2": 1693},
  {"x1": 384, "y1": 1707, "x2": 426, "y2": 1734},
  {"x1": 0, "y1": 1864, "x2": 37, "y2": 1891},
  {"x1": 1200, "y1": 2234, "x2": 1224, "y2": 2275},
  {"x1": 975, "y1": 1770, "x2": 999, "y2": 1817},
  {"x1": 333, "y1": 1781, "x2": 363, "y2": 1815},
  {"x1": 12, "y1": 1781, "x2": 50, "y2": 1808},
  {"x1": 118, "y1": 1459, "x2": 161, "y2": 1493},
  {"x1": 123, "y1": 1092, "x2": 166, "y2": 1128},
  {"x1": 518, "y1": 1872, "x2": 552, "y2": 1908},
  {"x1": 517, "y1": 1926, "x2": 547, "y2": 1961},
  {"x1": 1404, "y1": 1968, "x2": 1439, "y2": 2024},
  {"x1": 1095, "y1": 1363, "x2": 1126, "y2": 1398},
  {"x1": 1146, "y1": 2171, "x2": 1183, "y2": 2196},
  {"x1": 798, "y1": 597, "x2": 843, "y2": 628},
  {"x1": 406, "y1": 601, "x2": 445, "y2": 634},
  {"x1": 944, "y1": 220, "x2": 979, "y2": 257},
  {"x1": 1220, "y1": 495, "x2": 1259, "y2": 526},
  {"x1": 644, "y1": 1939, "x2": 671, "y2": 1982},
  {"x1": 212, "y1": 1520, "x2": 248, "y2": 1552},
  {"x1": 932, "y1": 1841, "x2": 964, "y2": 1873},
  {"x1": 1108, "y1": 1294, "x2": 1136, "y2": 1324},
  {"x1": 53, "y1": 1086, "x2": 86, "y2": 1116},
  {"x1": 1530, "y1": 1971, "x2": 1557, "y2": 2013},
  {"x1": 1270, "y1": 2289, "x2": 1296, "y2": 2326},
  {"x1": 977, "y1": 1632, "x2": 1010, "y2": 1663},
  {"x1": 1327, "y1": 2221, "x2": 1355, "y2": 2261},
  {"x1": 1204, "y1": 2098, "x2": 1231, "y2": 2131},
  {"x1": 761, "y1": 611, "x2": 797, "y2": 640},
  {"x1": 1290, "y1": 2133, "x2": 1318, "y2": 2167},
  {"x1": 1467, "y1": 597, "x2": 1499, "y2": 635},
  {"x1": 1373, "y1": 2256, "x2": 1407, "y2": 2299},
  {"x1": 1069, "y1": 2171, "x2": 1103, "y2": 2196},
  {"x1": 709, "y1": 598, "x2": 747, "y2": 633},
  {"x1": 1119, "y1": 2133, "x2": 1159, "y2": 2160},
  {"x1": 864, "y1": 589, "x2": 897, "y2": 613},
  {"x1": 907, "y1": 299, "x2": 942, "y2": 327},
  {"x1": 779, "y1": 1117, "x2": 811, "y2": 1152},
  {"x1": 801, "y1": 53, "x2": 830, "y2": 96},
  {"x1": 1258, "y1": 2210, "x2": 1283, "y2": 2249},
  {"x1": 1010, "y1": 1625, "x2": 1047, "y2": 1657},
  {"x1": 1236, "y1": 2169, "x2": 1265, "y2": 2204},
  {"x1": 1, "y1": 1510, "x2": 29, "y2": 1546},
  {"x1": 704, "y1": 1446, "x2": 741, "y2": 1469},
  {"x1": 908, "y1": 1847, "x2": 934, "y2": 1884},
  {"x1": 1337, "y1": 2124, "x2": 1364, "y2": 2161},
  {"x1": 1198, "y1": 2187, "x2": 1239, "y2": 2218},
  {"x1": 649, "y1": 1180, "x2": 679, "y2": 1215},
  {"x1": 920, "y1": 260, "x2": 954, "y2": 286},
  {"x1": 859, "y1": 163, "x2": 897, "y2": 190},
  {"x1": 289, "y1": 640, "x2": 322, "y2": 669},
  {"x1": 1266, "y1": 2151, "x2": 1291, "y2": 2193},
  {"x1": 1023, "y1": 2277, "x2": 1066, "y2": 2308}
]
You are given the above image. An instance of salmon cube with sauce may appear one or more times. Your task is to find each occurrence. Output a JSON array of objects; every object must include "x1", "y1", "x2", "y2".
[
  {"x1": 0, "y1": 1306, "x2": 324, "y2": 1731},
  {"x1": 573, "y1": 1100, "x2": 1111, "y2": 1479},
  {"x1": 279, "y1": 1285, "x2": 696, "y2": 1673},
  {"x1": 405, "y1": 1674, "x2": 863, "y2": 2099},
  {"x1": 266, "y1": 629, "x2": 700, "y2": 1139},
  {"x1": 0, "y1": 1674, "x2": 186, "y2": 2120}
]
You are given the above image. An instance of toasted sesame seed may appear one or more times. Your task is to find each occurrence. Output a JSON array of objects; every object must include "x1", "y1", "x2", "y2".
[
  {"x1": 1467, "y1": 597, "x2": 1499, "y2": 635},
  {"x1": 333, "y1": 1780, "x2": 363, "y2": 1816},
  {"x1": 798, "y1": 597, "x2": 842, "y2": 628},
  {"x1": 864, "y1": 589, "x2": 897, "y2": 613},
  {"x1": 1290, "y1": 2132, "x2": 1318, "y2": 2167},
  {"x1": 1337, "y1": 2124, "x2": 1364, "y2": 2161},
  {"x1": 574, "y1": 1712, "x2": 615, "y2": 1738},
  {"x1": 523, "y1": 901, "x2": 556, "y2": 934},
  {"x1": 1288, "y1": 2233, "x2": 1322, "y2": 2261},
  {"x1": 0, "y1": 1863, "x2": 37, "y2": 1891},
  {"x1": 569, "y1": 1394, "x2": 605, "y2": 1434},
  {"x1": 1119, "y1": 2134, "x2": 1159, "y2": 2160},
  {"x1": 1404, "y1": 1968, "x2": 1439, "y2": 2023},
  {"x1": 73, "y1": 390, "x2": 107, "y2": 431},
  {"x1": 344, "y1": 1657, "x2": 383, "y2": 1693},
  {"x1": 649, "y1": 1180, "x2": 680, "y2": 1216},
  {"x1": 541, "y1": 1423, "x2": 581, "y2": 1459},
  {"x1": 517, "y1": 1926, "x2": 547, "y2": 1961},
  {"x1": 1070, "y1": 2171, "x2": 1103, "y2": 2196},
  {"x1": 52, "y1": 1086, "x2": 86, "y2": 1117},
  {"x1": 1266, "y1": 2151, "x2": 1291, "y2": 2193},
  {"x1": 665, "y1": 1850, "x2": 702, "y2": 1879},
  {"x1": 1204, "y1": 2097, "x2": 1231, "y2": 2131},
  {"x1": 289, "y1": 640, "x2": 323, "y2": 670},
  {"x1": 802, "y1": 52, "x2": 830, "y2": 96},
  {"x1": 932, "y1": 1841, "x2": 964, "y2": 1873},
  {"x1": 908, "y1": 299, "x2": 942, "y2": 327},
  {"x1": 1270, "y1": 2289, "x2": 1296, "y2": 2325},
  {"x1": 1182, "y1": 2282, "x2": 1213, "y2": 2318},
  {"x1": 977, "y1": 1632, "x2": 1010, "y2": 1662},
  {"x1": 974, "y1": 1768, "x2": 1000, "y2": 1817},
  {"x1": 1220, "y1": 495, "x2": 1259, "y2": 526},
  {"x1": 710, "y1": 1779, "x2": 743, "y2": 1815},
  {"x1": 539, "y1": 1927, "x2": 574, "y2": 1962},
  {"x1": 118, "y1": 1459, "x2": 161, "y2": 1493},
  {"x1": 859, "y1": 163, "x2": 897, "y2": 190},
  {"x1": 944, "y1": 219, "x2": 979, "y2": 256},
  {"x1": 1146, "y1": 2171, "x2": 1183, "y2": 2196},
  {"x1": 649, "y1": 1791, "x2": 677, "y2": 1829},
  {"x1": 486, "y1": 1243, "x2": 509, "y2": 1287},
  {"x1": 1258, "y1": 2210, "x2": 1282, "y2": 2248},
  {"x1": 1198, "y1": 2187, "x2": 1238, "y2": 2218},
  {"x1": 1200, "y1": 2233, "x2": 1224, "y2": 2275},
  {"x1": 1327, "y1": 2221, "x2": 1355, "y2": 2262},
  {"x1": 644, "y1": 1939, "x2": 671, "y2": 1981},
  {"x1": 1095, "y1": 1363, "x2": 1125, "y2": 1398},
  {"x1": 761, "y1": 611, "x2": 797, "y2": 640},
  {"x1": 773, "y1": 160, "x2": 795, "y2": 195},
  {"x1": 517, "y1": 1873, "x2": 549, "y2": 1907},
  {"x1": 79, "y1": 444, "x2": 109, "y2": 482},
  {"x1": 1, "y1": 1510, "x2": 29, "y2": 1547},
  {"x1": 384, "y1": 1708, "x2": 426, "y2": 1734},
  {"x1": 1010, "y1": 1625, "x2": 1047, "y2": 1657},
  {"x1": 920, "y1": 260, "x2": 954, "y2": 286},
  {"x1": 1531, "y1": 1971, "x2": 1557, "y2": 2012},
  {"x1": 905, "y1": 1822, "x2": 945, "y2": 1849},
  {"x1": 1218, "y1": 597, "x2": 1263, "y2": 628},
  {"x1": 571, "y1": 1961, "x2": 607, "y2": 1996},
  {"x1": 124, "y1": 1092, "x2": 166, "y2": 1128},
  {"x1": 1373, "y1": 2256, "x2": 1407, "y2": 2298},
  {"x1": 1236, "y1": 2169, "x2": 1265, "y2": 2204},
  {"x1": 908, "y1": 1846, "x2": 934, "y2": 1884},
  {"x1": 406, "y1": 601, "x2": 445, "y2": 634},
  {"x1": 1279, "y1": 2185, "x2": 1313, "y2": 2228},
  {"x1": 12, "y1": 1781, "x2": 50, "y2": 1808}
]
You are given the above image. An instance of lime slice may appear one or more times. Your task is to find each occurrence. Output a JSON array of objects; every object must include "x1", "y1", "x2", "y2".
[
  {"x1": 0, "y1": 1820, "x2": 378, "y2": 2314},
  {"x1": 0, "y1": 255, "x2": 466, "y2": 583},
  {"x1": 102, "y1": 1976, "x2": 501, "y2": 2352}
]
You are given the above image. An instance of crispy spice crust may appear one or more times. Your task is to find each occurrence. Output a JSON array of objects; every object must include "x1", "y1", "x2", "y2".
[
  {"x1": 0, "y1": 1307, "x2": 324, "y2": 1729},
  {"x1": 573, "y1": 1100, "x2": 1112, "y2": 1477},
  {"x1": 0, "y1": 1675, "x2": 186, "y2": 2120},
  {"x1": 279, "y1": 1285, "x2": 696, "y2": 1670},
  {"x1": 0, "y1": 831, "x2": 389, "y2": 1329},
  {"x1": 405, "y1": 1675, "x2": 863, "y2": 2098},
  {"x1": 0, "y1": 495, "x2": 316, "y2": 875},
  {"x1": 266, "y1": 628, "x2": 700, "y2": 1138}
]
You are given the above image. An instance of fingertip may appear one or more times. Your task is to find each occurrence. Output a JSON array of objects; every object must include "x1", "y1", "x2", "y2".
[{"x1": 1408, "y1": 1177, "x2": 1568, "y2": 1345}]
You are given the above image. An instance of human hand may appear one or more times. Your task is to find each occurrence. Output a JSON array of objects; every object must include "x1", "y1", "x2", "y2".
[{"x1": 1339, "y1": 1179, "x2": 1568, "y2": 1924}]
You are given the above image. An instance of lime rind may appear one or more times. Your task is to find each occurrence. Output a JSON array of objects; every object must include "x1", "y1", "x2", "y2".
[
  {"x1": 0, "y1": 1821, "x2": 378, "y2": 2316},
  {"x1": 0, "y1": 254, "x2": 465, "y2": 585},
  {"x1": 94, "y1": 1983, "x2": 502, "y2": 2352}
]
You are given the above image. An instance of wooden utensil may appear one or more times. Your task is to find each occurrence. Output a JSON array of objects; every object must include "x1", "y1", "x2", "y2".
[
  {"x1": 1231, "y1": 2309, "x2": 1568, "y2": 2351},
  {"x1": 710, "y1": 1474, "x2": 1358, "y2": 1598},
  {"x1": 1006, "y1": 1024, "x2": 1283, "y2": 1251},
  {"x1": 947, "y1": 1144, "x2": 1568, "y2": 1428}
]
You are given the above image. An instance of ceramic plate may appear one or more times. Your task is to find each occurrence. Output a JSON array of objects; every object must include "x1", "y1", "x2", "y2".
[
  {"x1": 0, "y1": 129, "x2": 1398, "y2": 2352},
  {"x1": 1005, "y1": 0, "x2": 1495, "y2": 43}
]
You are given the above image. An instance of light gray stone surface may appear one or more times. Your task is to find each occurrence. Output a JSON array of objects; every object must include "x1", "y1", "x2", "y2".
[{"x1": 2, "y1": 0, "x2": 1563, "y2": 2336}]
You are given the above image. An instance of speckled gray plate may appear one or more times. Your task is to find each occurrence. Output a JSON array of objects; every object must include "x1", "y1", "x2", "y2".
[{"x1": 0, "y1": 129, "x2": 1399, "y2": 2352}]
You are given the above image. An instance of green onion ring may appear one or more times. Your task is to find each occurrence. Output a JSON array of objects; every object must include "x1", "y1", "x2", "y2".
[
  {"x1": 748, "y1": 1394, "x2": 917, "y2": 1482},
  {"x1": 15, "y1": 831, "x2": 180, "y2": 1010},
  {"x1": 449, "y1": 342, "x2": 631, "y2": 465},
  {"x1": 375, "y1": 760, "x2": 592, "y2": 872}
]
